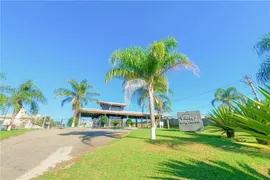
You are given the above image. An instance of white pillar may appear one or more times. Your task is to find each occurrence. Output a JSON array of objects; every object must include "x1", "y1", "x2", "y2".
[
  {"x1": 151, "y1": 127, "x2": 156, "y2": 140},
  {"x1": 78, "y1": 112, "x2": 82, "y2": 127}
]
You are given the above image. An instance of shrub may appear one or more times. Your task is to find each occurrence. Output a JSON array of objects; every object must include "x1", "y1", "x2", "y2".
[
  {"x1": 230, "y1": 86, "x2": 270, "y2": 144},
  {"x1": 101, "y1": 115, "x2": 109, "y2": 127},
  {"x1": 67, "y1": 117, "x2": 79, "y2": 127},
  {"x1": 111, "y1": 120, "x2": 120, "y2": 127},
  {"x1": 126, "y1": 118, "x2": 132, "y2": 126},
  {"x1": 208, "y1": 106, "x2": 236, "y2": 138}
]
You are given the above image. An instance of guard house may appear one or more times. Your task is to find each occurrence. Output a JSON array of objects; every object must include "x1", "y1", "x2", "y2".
[{"x1": 79, "y1": 101, "x2": 171, "y2": 127}]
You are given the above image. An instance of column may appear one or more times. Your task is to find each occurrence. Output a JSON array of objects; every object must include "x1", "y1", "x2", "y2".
[
  {"x1": 136, "y1": 118, "x2": 138, "y2": 127},
  {"x1": 141, "y1": 117, "x2": 143, "y2": 128},
  {"x1": 78, "y1": 112, "x2": 82, "y2": 127},
  {"x1": 167, "y1": 117, "x2": 170, "y2": 129},
  {"x1": 122, "y1": 116, "x2": 125, "y2": 127}
]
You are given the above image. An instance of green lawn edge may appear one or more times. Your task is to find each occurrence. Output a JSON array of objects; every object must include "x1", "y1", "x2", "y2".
[{"x1": 37, "y1": 129, "x2": 270, "y2": 180}]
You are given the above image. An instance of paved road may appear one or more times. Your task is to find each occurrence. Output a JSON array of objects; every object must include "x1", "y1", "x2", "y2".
[{"x1": 0, "y1": 128, "x2": 129, "y2": 180}]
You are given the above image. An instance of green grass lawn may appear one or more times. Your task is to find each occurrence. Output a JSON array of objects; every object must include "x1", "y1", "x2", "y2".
[
  {"x1": 0, "y1": 129, "x2": 31, "y2": 140},
  {"x1": 38, "y1": 129, "x2": 270, "y2": 180}
]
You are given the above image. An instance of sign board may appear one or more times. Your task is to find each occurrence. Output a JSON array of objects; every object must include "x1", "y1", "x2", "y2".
[{"x1": 178, "y1": 111, "x2": 204, "y2": 131}]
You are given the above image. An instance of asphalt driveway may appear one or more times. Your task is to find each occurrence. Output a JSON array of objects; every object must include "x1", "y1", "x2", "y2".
[{"x1": 0, "y1": 128, "x2": 129, "y2": 180}]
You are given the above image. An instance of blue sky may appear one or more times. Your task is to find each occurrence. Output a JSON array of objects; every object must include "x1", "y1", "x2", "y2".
[{"x1": 1, "y1": 1, "x2": 270, "y2": 120}]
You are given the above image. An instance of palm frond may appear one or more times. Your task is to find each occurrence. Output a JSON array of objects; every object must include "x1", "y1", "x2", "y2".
[
  {"x1": 61, "y1": 97, "x2": 73, "y2": 107},
  {"x1": 124, "y1": 79, "x2": 147, "y2": 105},
  {"x1": 54, "y1": 88, "x2": 75, "y2": 98},
  {"x1": 230, "y1": 86, "x2": 270, "y2": 142},
  {"x1": 105, "y1": 69, "x2": 140, "y2": 83},
  {"x1": 159, "y1": 53, "x2": 199, "y2": 76},
  {"x1": 254, "y1": 32, "x2": 270, "y2": 56},
  {"x1": 256, "y1": 56, "x2": 270, "y2": 84},
  {"x1": 68, "y1": 79, "x2": 80, "y2": 94}
]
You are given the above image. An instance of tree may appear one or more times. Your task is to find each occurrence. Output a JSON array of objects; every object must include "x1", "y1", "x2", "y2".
[
  {"x1": 254, "y1": 32, "x2": 270, "y2": 56},
  {"x1": 105, "y1": 37, "x2": 199, "y2": 140},
  {"x1": 0, "y1": 73, "x2": 12, "y2": 109},
  {"x1": 211, "y1": 87, "x2": 244, "y2": 108},
  {"x1": 54, "y1": 79, "x2": 99, "y2": 128},
  {"x1": 67, "y1": 117, "x2": 79, "y2": 127},
  {"x1": 254, "y1": 32, "x2": 270, "y2": 84},
  {"x1": 126, "y1": 118, "x2": 132, "y2": 127},
  {"x1": 132, "y1": 85, "x2": 173, "y2": 126},
  {"x1": 7, "y1": 80, "x2": 47, "y2": 131},
  {"x1": 100, "y1": 115, "x2": 108, "y2": 127}
]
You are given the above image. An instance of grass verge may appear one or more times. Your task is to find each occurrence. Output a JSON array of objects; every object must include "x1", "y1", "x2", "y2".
[
  {"x1": 38, "y1": 129, "x2": 270, "y2": 180},
  {"x1": 0, "y1": 129, "x2": 31, "y2": 140}
]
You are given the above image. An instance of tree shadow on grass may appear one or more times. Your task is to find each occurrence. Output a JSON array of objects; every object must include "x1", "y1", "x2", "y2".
[
  {"x1": 127, "y1": 133, "x2": 270, "y2": 159},
  {"x1": 59, "y1": 130, "x2": 126, "y2": 146},
  {"x1": 160, "y1": 134, "x2": 270, "y2": 158},
  {"x1": 149, "y1": 159, "x2": 270, "y2": 180}
]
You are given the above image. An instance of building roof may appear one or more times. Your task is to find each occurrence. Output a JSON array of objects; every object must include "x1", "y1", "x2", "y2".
[
  {"x1": 80, "y1": 108, "x2": 172, "y2": 118},
  {"x1": 97, "y1": 101, "x2": 128, "y2": 107}
]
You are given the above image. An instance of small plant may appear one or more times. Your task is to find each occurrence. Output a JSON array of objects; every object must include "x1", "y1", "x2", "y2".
[
  {"x1": 101, "y1": 115, "x2": 109, "y2": 127},
  {"x1": 208, "y1": 106, "x2": 236, "y2": 138},
  {"x1": 230, "y1": 86, "x2": 270, "y2": 144},
  {"x1": 111, "y1": 120, "x2": 120, "y2": 127},
  {"x1": 126, "y1": 118, "x2": 132, "y2": 127}
]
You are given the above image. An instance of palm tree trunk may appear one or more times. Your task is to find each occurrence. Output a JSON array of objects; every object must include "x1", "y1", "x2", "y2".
[
  {"x1": 166, "y1": 118, "x2": 170, "y2": 129},
  {"x1": 159, "y1": 114, "x2": 162, "y2": 128},
  {"x1": 42, "y1": 117, "x2": 46, "y2": 128},
  {"x1": 72, "y1": 108, "x2": 78, "y2": 128},
  {"x1": 7, "y1": 111, "x2": 17, "y2": 131},
  {"x1": 148, "y1": 83, "x2": 156, "y2": 140}
]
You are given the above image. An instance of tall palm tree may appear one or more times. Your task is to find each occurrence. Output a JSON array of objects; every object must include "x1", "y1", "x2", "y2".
[
  {"x1": 132, "y1": 84, "x2": 173, "y2": 127},
  {"x1": 7, "y1": 80, "x2": 47, "y2": 131},
  {"x1": 155, "y1": 94, "x2": 173, "y2": 127},
  {"x1": 211, "y1": 87, "x2": 244, "y2": 108},
  {"x1": 105, "y1": 37, "x2": 199, "y2": 139},
  {"x1": 254, "y1": 32, "x2": 270, "y2": 84},
  {"x1": 54, "y1": 79, "x2": 100, "y2": 127}
]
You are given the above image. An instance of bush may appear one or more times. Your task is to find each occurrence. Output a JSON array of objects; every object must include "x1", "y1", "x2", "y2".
[
  {"x1": 101, "y1": 115, "x2": 109, "y2": 127},
  {"x1": 67, "y1": 117, "x2": 79, "y2": 127},
  {"x1": 111, "y1": 120, "x2": 120, "y2": 127},
  {"x1": 126, "y1": 118, "x2": 132, "y2": 126},
  {"x1": 208, "y1": 106, "x2": 236, "y2": 138},
  {"x1": 230, "y1": 86, "x2": 270, "y2": 144}
]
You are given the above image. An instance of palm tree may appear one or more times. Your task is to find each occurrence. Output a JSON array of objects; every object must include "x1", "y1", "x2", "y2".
[
  {"x1": 132, "y1": 85, "x2": 173, "y2": 125},
  {"x1": 7, "y1": 80, "x2": 47, "y2": 131},
  {"x1": 0, "y1": 73, "x2": 12, "y2": 108},
  {"x1": 105, "y1": 37, "x2": 199, "y2": 139},
  {"x1": 254, "y1": 32, "x2": 270, "y2": 56},
  {"x1": 254, "y1": 32, "x2": 270, "y2": 84},
  {"x1": 54, "y1": 79, "x2": 100, "y2": 127},
  {"x1": 155, "y1": 94, "x2": 173, "y2": 128},
  {"x1": 133, "y1": 86, "x2": 173, "y2": 128},
  {"x1": 211, "y1": 87, "x2": 244, "y2": 108}
]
